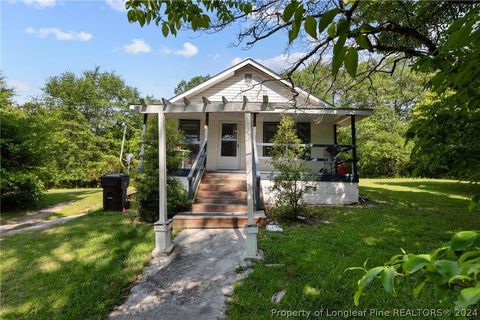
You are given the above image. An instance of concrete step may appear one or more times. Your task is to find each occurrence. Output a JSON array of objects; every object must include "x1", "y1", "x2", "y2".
[
  {"x1": 195, "y1": 197, "x2": 247, "y2": 204},
  {"x1": 196, "y1": 190, "x2": 248, "y2": 199},
  {"x1": 173, "y1": 211, "x2": 266, "y2": 229},
  {"x1": 199, "y1": 184, "x2": 247, "y2": 192},
  {"x1": 191, "y1": 203, "x2": 248, "y2": 213}
]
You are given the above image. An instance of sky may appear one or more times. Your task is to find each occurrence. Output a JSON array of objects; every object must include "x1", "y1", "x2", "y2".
[{"x1": 1, "y1": 0, "x2": 310, "y2": 103}]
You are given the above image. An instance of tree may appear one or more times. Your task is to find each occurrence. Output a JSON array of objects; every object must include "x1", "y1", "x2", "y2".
[
  {"x1": 269, "y1": 116, "x2": 310, "y2": 219},
  {"x1": 0, "y1": 77, "x2": 46, "y2": 210},
  {"x1": 174, "y1": 75, "x2": 210, "y2": 95},
  {"x1": 36, "y1": 67, "x2": 141, "y2": 187}
]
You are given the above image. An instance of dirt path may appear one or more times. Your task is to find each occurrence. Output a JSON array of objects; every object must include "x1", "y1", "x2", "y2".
[
  {"x1": 110, "y1": 229, "x2": 249, "y2": 320},
  {"x1": 0, "y1": 202, "x2": 88, "y2": 237}
]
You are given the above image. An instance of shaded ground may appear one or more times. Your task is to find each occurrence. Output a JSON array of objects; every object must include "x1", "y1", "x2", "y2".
[{"x1": 110, "y1": 229, "x2": 247, "y2": 320}]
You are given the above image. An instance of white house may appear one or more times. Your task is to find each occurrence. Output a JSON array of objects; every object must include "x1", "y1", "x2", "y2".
[{"x1": 130, "y1": 58, "x2": 372, "y2": 259}]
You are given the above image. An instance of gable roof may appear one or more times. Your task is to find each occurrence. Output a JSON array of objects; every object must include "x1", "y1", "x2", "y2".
[{"x1": 169, "y1": 58, "x2": 332, "y2": 108}]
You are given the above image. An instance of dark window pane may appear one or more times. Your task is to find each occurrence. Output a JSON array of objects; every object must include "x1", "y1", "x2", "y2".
[
  {"x1": 179, "y1": 120, "x2": 200, "y2": 143},
  {"x1": 221, "y1": 141, "x2": 237, "y2": 157},
  {"x1": 263, "y1": 121, "x2": 311, "y2": 157},
  {"x1": 263, "y1": 122, "x2": 278, "y2": 156},
  {"x1": 221, "y1": 123, "x2": 237, "y2": 140},
  {"x1": 179, "y1": 120, "x2": 200, "y2": 168}
]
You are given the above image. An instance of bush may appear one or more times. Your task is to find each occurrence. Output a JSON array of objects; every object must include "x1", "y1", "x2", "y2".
[
  {"x1": 134, "y1": 116, "x2": 191, "y2": 223},
  {"x1": 269, "y1": 116, "x2": 311, "y2": 218},
  {"x1": 0, "y1": 171, "x2": 45, "y2": 211}
]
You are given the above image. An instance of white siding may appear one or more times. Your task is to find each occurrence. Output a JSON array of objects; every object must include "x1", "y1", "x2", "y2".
[{"x1": 189, "y1": 66, "x2": 311, "y2": 106}]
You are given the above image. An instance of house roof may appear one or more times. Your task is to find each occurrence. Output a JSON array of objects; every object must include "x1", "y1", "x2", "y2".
[{"x1": 169, "y1": 58, "x2": 332, "y2": 108}]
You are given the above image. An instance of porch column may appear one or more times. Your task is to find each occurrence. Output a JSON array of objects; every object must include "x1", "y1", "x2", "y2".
[
  {"x1": 350, "y1": 115, "x2": 358, "y2": 177},
  {"x1": 153, "y1": 112, "x2": 174, "y2": 256},
  {"x1": 244, "y1": 112, "x2": 258, "y2": 259}
]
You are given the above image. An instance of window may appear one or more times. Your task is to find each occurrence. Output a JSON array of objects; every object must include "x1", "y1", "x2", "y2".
[
  {"x1": 245, "y1": 73, "x2": 252, "y2": 84},
  {"x1": 179, "y1": 120, "x2": 200, "y2": 168},
  {"x1": 263, "y1": 122, "x2": 311, "y2": 157}
]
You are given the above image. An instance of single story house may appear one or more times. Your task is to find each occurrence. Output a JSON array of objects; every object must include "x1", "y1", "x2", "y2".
[{"x1": 130, "y1": 58, "x2": 372, "y2": 258}]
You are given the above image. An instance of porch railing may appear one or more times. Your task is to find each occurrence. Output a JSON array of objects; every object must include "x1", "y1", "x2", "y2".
[
  {"x1": 252, "y1": 139, "x2": 263, "y2": 210},
  {"x1": 187, "y1": 139, "x2": 207, "y2": 199},
  {"x1": 255, "y1": 143, "x2": 358, "y2": 182}
]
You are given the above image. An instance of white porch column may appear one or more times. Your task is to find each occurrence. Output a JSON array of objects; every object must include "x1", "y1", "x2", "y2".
[
  {"x1": 244, "y1": 112, "x2": 259, "y2": 259},
  {"x1": 153, "y1": 112, "x2": 174, "y2": 256}
]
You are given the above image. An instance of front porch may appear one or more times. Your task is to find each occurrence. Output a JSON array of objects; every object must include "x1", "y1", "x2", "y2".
[{"x1": 167, "y1": 110, "x2": 365, "y2": 207}]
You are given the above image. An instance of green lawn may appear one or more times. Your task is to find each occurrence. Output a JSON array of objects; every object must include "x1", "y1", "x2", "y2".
[
  {"x1": 1, "y1": 188, "x2": 102, "y2": 224},
  {"x1": 0, "y1": 210, "x2": 154, "y2": 320},
  {"x1": 227, "y1": 178, "x2": 480, "y2": 319}
]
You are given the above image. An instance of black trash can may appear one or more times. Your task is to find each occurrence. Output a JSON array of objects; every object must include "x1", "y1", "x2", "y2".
[{"x1": 100, "y1": 174, "x2": 130, "y2": 211}]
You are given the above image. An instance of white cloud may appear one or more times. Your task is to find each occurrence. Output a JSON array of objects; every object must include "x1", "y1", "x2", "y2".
[
  {"x1": 7, "y1": 79, "x2": 30, "y2": 93},
  {"x1": 174, "y1": 42, "x2": 198, "y2": 57},
  {"x1": 105, "y1": 0, "x2": 126, "y2": 12},
  {"x1": 25, "y1": 27, "x2": 93, "y2": 41},
  {"x1": 160, "y1": 42, "x2": 199, "y2": 58},
  {"x1": 22, "y1": 0, "x2": 56, "y2": 8},
  {"x1": 122, "y1": 39, "x2": 151, "y2": 54}
]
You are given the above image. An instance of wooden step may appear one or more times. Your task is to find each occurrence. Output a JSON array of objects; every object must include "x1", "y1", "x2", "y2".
[
  {"x1": 173, "y1": 211, "x2": 266, "y2": 229},
  {"x1": 203, "y1": 173, "x2": 246, "y2": 179},
  {"x1": 191, "y1": 203, "x2": 248, "y2": 213},
  {"x1": 195, "y1": 197, "x2": 247, "y2": 204},
  {"x1": 196, "y1": 190, "x2": 247, "y2": 199},
  {"x1": 201, "y1": 178, "x2": 246, "y2": 184},
  {"x1": 199, "y1": 184, "x2": 247, "y2": 192}
]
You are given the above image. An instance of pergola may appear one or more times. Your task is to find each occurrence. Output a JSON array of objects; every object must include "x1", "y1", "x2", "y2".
[{"x1": 130, "y1": 99, "x2": 372, "y2": 259}]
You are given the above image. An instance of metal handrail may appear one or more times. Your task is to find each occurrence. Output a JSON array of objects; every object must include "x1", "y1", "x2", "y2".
[
  {"x1": 187, "y1": 140, "x2": 207, "y2": 199},
  {"x1": 252, "y1": 138, "x2": 263, "y2": 210}
]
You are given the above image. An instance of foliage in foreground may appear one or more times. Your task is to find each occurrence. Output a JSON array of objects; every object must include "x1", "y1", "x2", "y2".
[
  {"x1": 268, "y1": 116, "x2": 310, "y2": 219},
  {"x1": 348, "y1": 231, "x2": 480, "y2": 312},
  {"x1": 135, "y1": 116, "x2": 190, "y2": 223}
]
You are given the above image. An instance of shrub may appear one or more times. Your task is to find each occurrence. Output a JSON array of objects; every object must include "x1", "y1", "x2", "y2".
[
  {"x1": 0, "y1": 171, "x2": 45, "y2": 211},
  {"x1": 134, "y1": 117, "x2": 191, "y2": 223},
  {"x1": 269, "y1": 116, "x2": 311, "y2": 219}
]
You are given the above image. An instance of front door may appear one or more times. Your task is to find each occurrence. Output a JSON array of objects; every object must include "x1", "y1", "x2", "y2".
[{"x1": 218, "y1": 122, "x2": 240, "y2": 170}]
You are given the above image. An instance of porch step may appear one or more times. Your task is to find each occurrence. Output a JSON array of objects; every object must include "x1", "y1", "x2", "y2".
[
  {"x1": 191, "y1": 203, "x2": 248, "y2": 213},
  {"x1": 199, "y1": 183, "x2": 246, "y2": 191},
  {"x1": 203, "y1": 172, "x2": 246, "y2": 179},
  {"x1": 195, "y1": 197, "x2": 247, "y2": 204},
  {"x1": 196, "y1": 190, "x2": 247, "y2": 199},
  {"x1": 173, "y1": 211, "x2": 266, "y2": 229},
  {"x1": 178, "y1": 171, "x2": 260, "y2": 229}
]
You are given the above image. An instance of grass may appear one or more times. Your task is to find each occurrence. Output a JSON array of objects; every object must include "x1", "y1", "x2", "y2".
[
  {"x1": 1, "y1": 188, "x2": 102, "y2": 224},
  {"x1": 0, "y1": 210, "x2": 154, "y2": 320},
  {"x1": 227, "y1": 178, "x2": 480, "y2": 319}
]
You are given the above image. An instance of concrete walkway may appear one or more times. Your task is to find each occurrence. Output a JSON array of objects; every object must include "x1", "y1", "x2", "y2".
[{"x1": 110, "y1": 229, "x2": 248, "y2": 320}]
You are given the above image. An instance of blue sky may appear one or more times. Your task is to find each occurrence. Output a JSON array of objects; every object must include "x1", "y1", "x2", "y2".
[{"x1": 1, "y1": 0, "x2": 308, "y2": 103}]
